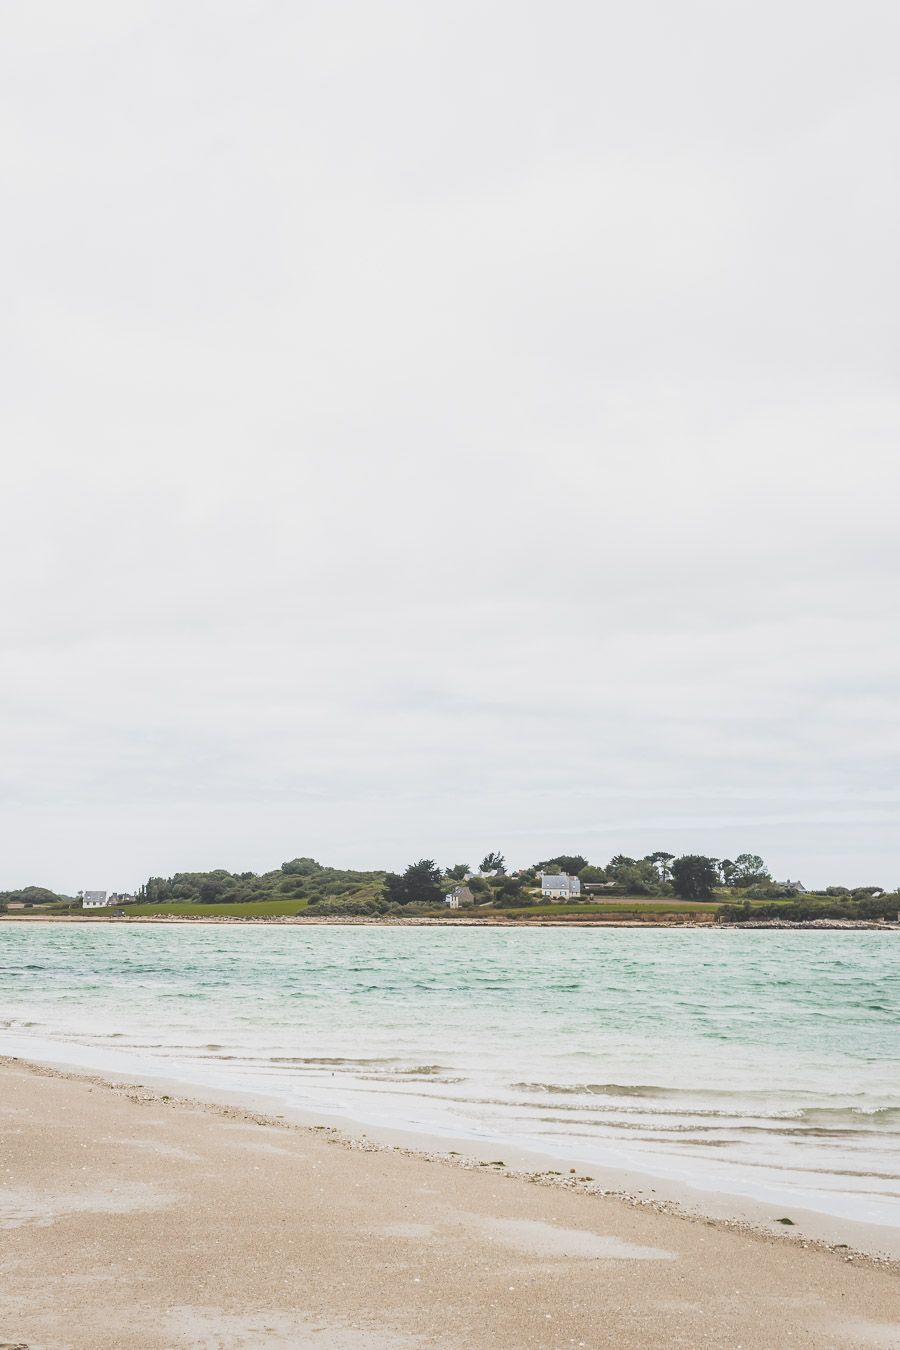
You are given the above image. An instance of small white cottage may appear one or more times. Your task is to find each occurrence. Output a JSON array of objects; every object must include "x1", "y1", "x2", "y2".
[{"x1": 539, "y1": 873, "x2": 582, "y2": 901}]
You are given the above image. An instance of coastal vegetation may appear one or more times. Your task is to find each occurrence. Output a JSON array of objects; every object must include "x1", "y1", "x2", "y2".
[
  {"x1": 720, "y1": 895, "x2": 899, "y2": 923},
  {"x1": 0, "y1": 885, "x2": 74, "y2": 908},
  {"x1": 670, "y1": 855, "x2": 719, "y2": 900},
  {"x1": 138, "y1": 858, "x2": 385, "y2": 909},
  {"x1": 2, "y1": 850, "x2": 897, "y2": 923},
  {"x1": 109, "y1": 899, "x2": 312, "y2": 919}
]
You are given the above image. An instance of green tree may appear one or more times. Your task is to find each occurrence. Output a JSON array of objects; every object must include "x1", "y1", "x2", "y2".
[
  {"x1": 609, "y1": 859, "x2": 661, "y2": 895},
  {"x1": 536, "y1": 855, "x2": 588, "y2": 875},
  {"x1": 383, "y1": 859, "x2": 444, "y2": 906},
  {"x1": 199, "y1": 877, "x2": 227, "y2": 903},
  {"x1": 646, "y1": 851, "x2": 674, "y2": 883},
  {"x1": 480, "y1": 851, "x2": 506, "y2": 875},
  {"x1": 281, "y1": 858, "x2": 319, "y2": 876},
  {"x1": 671, "y1": 855, "x2": 719, "y2": 900},
  {"x1": 719, "y1": 858, "x2": 737, "y2": 886},
  {"x1": 578, "y1": 865, "x2": 608, "y2": 884},
  {"x1": 732, "y1": 853, "x2": 770, "y2": 885},
  {"x1": 444, "y1": 863, "x2": 470, "y2": 881},
  {"x1": 490, "y1": 875, "x2": 528, "y2": 906},
  {"x1": 382, "y1": 873, "x2": 406, "y2": 904}
]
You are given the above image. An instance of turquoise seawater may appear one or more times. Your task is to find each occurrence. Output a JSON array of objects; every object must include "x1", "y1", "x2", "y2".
[{"x1": 1, "y1": 924, "x2": 898, "y2": 1227}]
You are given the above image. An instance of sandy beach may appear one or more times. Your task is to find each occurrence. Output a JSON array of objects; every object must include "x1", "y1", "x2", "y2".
[{"x1": 1, "y1": 1058, "x2": 898, "y2": 1349}]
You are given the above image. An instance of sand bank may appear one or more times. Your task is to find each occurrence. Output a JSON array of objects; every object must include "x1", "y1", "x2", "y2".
[
  {"x1": 2, "y1": 913, "x2": 895, "y2": 929},
  {"x1": 1, "y1": 1059, "x2": 898, "y2": 1348}
]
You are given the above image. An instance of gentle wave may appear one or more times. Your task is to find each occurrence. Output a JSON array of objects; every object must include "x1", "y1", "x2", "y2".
[{"x1": 1, "y1": 924, "x2": 898, "y2": 1228}]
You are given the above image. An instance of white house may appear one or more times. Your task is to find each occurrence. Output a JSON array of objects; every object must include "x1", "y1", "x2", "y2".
[
  {"x1": 445, "y1": 885, "x2": 475, "y2": 909},
  {"x1": 82, "y1": 890, "x2": 108, "y2": 909},
  {"x1": 540, "y1": 873, "x2": 582, "y2": 901}
]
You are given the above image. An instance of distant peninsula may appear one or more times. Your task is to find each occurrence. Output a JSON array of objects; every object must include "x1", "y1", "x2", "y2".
[{"x1": 2, "y1": 851, "x2": 898, "y2": 927}]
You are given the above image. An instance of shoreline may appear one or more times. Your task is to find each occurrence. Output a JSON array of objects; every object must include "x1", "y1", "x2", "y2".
[
  {"x1": 2, "y1": 1056, "x2": 898, "y2": 1349},
  {"x1": 5, "y1": 1049, "x2": 899, "y2": 1266},
  {"x1": 2, "y1": 912, "x2": 896, "y2": 929},
  {"x1": 5, "y1": 922, "x2": 897, "y2": 1293}
]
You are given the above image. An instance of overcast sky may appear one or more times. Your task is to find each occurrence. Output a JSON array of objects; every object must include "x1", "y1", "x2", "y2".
[{"x1": 2, "y1": 1, "x2": 899, "y2": 892}]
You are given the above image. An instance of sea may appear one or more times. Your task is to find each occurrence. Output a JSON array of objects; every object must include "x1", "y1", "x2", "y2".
[{"x1": 1, "y1": 923, "x2": 898, "y2": 1233}]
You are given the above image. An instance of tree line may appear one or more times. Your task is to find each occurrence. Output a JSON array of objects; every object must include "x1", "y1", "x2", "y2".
[
  {"x1": 4, "y1": 850, "x2": 893, "y2": 918},
  {"x1": 381, "y1": 849, "x2": 895, "y2": 911},
  {"x1": 385, "y1": 850, "x2": 816, "y2": 906}
]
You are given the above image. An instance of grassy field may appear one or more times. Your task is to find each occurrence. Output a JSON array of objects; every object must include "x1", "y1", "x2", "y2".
[
  {"x1": 93, "y1": 897, "x2": 733, "y2": 920},
  {"x1": 506, "y1": 899, "x2": 723, "y2": 917},
  {"x1": 511, "y1": 895, "x2": 807, "y2": 917},
  {"x1": 36, "y1": 894, "x2": 803, "y2": 921},
  {"x1": 100, "y1": 899, "x2": 311, "y2": 918}
]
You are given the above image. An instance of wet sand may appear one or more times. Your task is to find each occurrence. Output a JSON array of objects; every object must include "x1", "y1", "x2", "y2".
[{"x1": 1, "y1": 1059, "x2": 898, "y2": 1348}]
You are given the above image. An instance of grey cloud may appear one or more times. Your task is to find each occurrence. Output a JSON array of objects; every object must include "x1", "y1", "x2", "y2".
[{"x1": 1, "y1": 1, "x2": 899, "y2": 890}]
